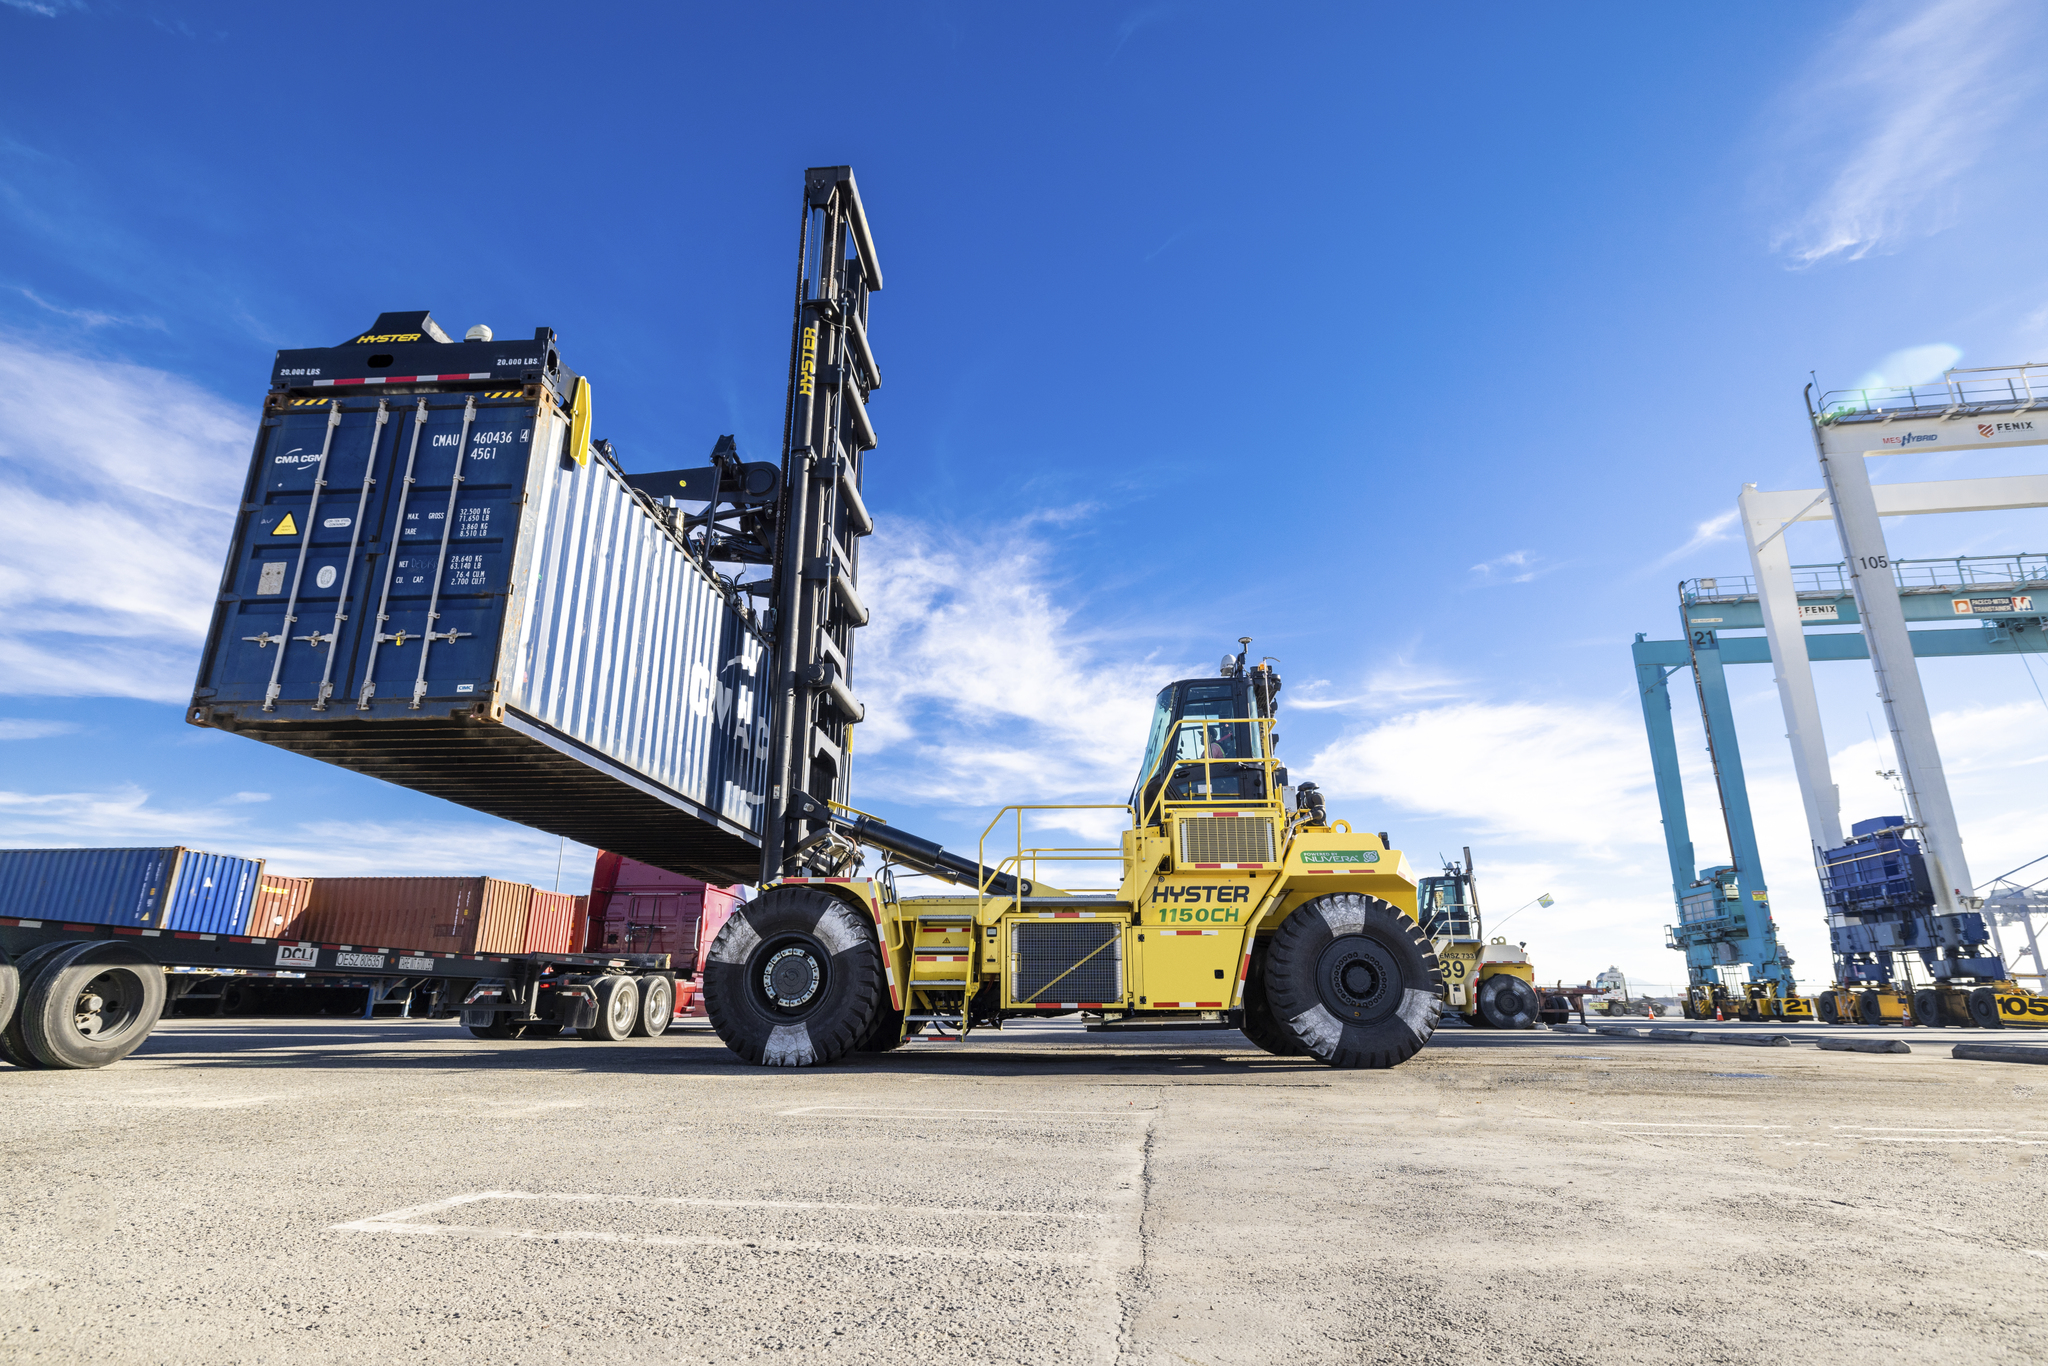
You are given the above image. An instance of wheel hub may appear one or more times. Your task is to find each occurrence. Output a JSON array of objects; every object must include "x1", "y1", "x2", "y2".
[
  {"x1": 762, "y1": 944, "x2": 825, "y2": 1010},
  {"x1": 1316, "y1": 936, "x2": 1398, "y2": 1023}
]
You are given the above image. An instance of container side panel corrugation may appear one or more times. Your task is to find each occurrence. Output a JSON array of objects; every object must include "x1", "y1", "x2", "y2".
[
  {"x1": 245, "y1": 875, "x2": 313, "y2": 938},
  {"x1": 298, "y1": 876, "x2": 533, "y2": 955},
  {"x1": 162, "y1": 851, "x2": 266, "y2": 934},
  {"x1": 511, "y1": 453, "x2": 729, "y2": 815},
  {"x1": 0, "y1": 847, "x2": 179, "y2": 926},
  {"x1": 570, "y1": 894, "x2": 592, "y2": 953},
  {"x1": 524, "y1": 890, "x2": 578, "y2": 954},
  {"x1": 476, "y1": 878, "x2": 533, "y2": 955},
  {"x1": 191, "y1": 392, "x2": 774, "y2": 884}
]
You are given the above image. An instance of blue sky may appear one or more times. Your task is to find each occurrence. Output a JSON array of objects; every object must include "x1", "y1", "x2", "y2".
[{"x1": 5, "y1": 0, "x2": 2048, "y2": 992}]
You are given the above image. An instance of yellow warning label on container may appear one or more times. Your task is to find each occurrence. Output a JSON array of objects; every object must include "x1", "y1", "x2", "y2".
[{"x1": 274, "y1": 513, "x2": 298, "y2": 536}]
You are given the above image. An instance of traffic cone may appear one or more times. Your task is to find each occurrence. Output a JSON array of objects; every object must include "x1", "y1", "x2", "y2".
[{"x1": 1715, "y1": 1007, "x2": 1724, "y2": 1021}]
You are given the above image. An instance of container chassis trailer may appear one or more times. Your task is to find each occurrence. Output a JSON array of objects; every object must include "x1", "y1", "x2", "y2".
[{"x1": 0, "y1": 915, "x2": 680, "y2": 1070}]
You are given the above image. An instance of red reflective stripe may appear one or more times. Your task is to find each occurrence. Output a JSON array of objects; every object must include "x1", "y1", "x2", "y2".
[
  {"x1": 111, "y1": 927, "x2": 144, "y2": 936},
  {"x1": 1195, "y1": 1001, "x2": 1223, "y2": 1007},
  {"x1": 1193, "y1": 863, "x2": 1221, "y2": 868}
]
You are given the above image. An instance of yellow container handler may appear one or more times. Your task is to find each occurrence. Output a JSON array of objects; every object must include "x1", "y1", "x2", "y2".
[{"x1": 699, "y1": 648, "x2": 1446, "y2": 1068}]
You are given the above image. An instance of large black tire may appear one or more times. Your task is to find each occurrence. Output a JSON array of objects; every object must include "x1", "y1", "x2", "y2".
[
  {"x1": 2, "y1": 943, "x2": 91, "y2": 1068},
  {"x1": 1264, "y1": 894, "x2": 1440, "y2": 1069},
  {"x1": 19, "y1": 943, "x2": 167, "y2": 1069},
  {"x1": 854, "y1": 995, "x2": 907, "y2": 1052},
  {"x1": 631, "y1": 975, "x2": 675, "y2": 1038},
  {"x1": 1858, "y1": 992, "x2": 1888, "y2": 1026},
  {"x1": 1913, "y1": 989, "x2": 1945, "y2": 1028},
  {"x1": 703, "y1": 886, "x2": 885, "y2": 1067},
  {"x1": 0, "y1": 946, "x2": 17, "y2": 1044},
  {"x1": 1240, "y1": 943, "x2": 1307, "y2": 1056},
  {"x1": 578, "y1": 975, "x2": 640, "y2": 1041},
  {"x1": 1817, "y1": 992, "x2": 1840, "y2": 1025},
  {"x1": 1476, "y1": 972, "x2": 1540, "y2": 1030},
  {"x1": 1968, "y1": 986, "x2": 2005, "y2": 1029}
]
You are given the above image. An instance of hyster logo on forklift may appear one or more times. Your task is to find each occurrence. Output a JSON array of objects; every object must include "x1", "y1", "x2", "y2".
[{"x1": 1152, "y1": 885, "x2": 1252, "y2": 903}]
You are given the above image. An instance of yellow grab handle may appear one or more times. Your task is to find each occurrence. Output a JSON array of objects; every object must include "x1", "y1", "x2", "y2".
[{"x1": 568, "y1": 375, "x2": 592, "y2": 467}]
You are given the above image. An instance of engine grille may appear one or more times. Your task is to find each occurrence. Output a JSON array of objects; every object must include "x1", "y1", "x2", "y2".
[
  {"x1": 1179, "y1": 816, "x2": 1275, "y2": 865},
  {"x1": 1012, "y1": 922, "x2": 1122, "y2": 1003}
]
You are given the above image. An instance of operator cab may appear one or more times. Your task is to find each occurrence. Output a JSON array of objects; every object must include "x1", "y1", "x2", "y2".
[{"x1": 1130, "y1": 676, "x2": 1268, "y2": 822}]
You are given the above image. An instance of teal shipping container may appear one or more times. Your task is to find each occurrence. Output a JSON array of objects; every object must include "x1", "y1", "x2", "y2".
[{"x1": 0, "y1": 847, "x2": 265, "y2": 933}]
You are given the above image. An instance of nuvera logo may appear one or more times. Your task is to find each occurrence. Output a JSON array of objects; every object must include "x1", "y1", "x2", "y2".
[{"x1": 1879, "y1": 431, "x2": 1939, "y2": 446}]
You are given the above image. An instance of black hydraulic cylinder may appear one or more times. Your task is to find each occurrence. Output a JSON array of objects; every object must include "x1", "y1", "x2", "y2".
[{"x1": 831, "y1": 811, "x2": 1024, "y2": 898}]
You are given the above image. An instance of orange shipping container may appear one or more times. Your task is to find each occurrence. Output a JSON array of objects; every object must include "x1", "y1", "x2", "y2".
[
  {"x1": 524, "y1": 890, "x2": 579, "y2": 954},
  {"x1": 243, "y1": 875, "x2": 313, "y2": 939},
  {"x1": 297, "y1": 877, "x2": 532, "y2": 955}
]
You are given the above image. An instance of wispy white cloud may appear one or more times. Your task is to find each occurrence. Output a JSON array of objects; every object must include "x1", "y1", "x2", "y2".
[
  {"x1": 855, "y1": 519, "x2": 1194, "y2": 809},
  {"x1": 1468, "y1": 549, "x2": 1551, "y2": 584},
  {"x1": 1, "y1": 0, "x2": 85, "y2": 14},
  {"x1": 1769, "y1": 0, "x2": 2046, "y2": 265},
  {"x1": 1110, "y1": 2, "x2": 1172, "y2": 57},
  {"x1": 1653, "y1": 508, "x2": 1741, "y2": 569},
  {"x1": 15, "y1": 288, "x2": 165, "y2": 331},
  {"x1": 1284, "y1": 658, "x2": 1468, "y2": 713},
  {"x1": 0, "y1": 335, "x2": 249, "y2": 700},
  {"x1": 0, "y1": 718, "x2": 78, "y2": 740}
]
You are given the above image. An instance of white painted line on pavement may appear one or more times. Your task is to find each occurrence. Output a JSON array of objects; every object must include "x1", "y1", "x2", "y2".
[
  {"x1": 330, "y1": 1190, "x2": 1100, "y2": 1262},
  {"x1": 778, "y1": 1103, "x2": 1155, "y2": 1118}
]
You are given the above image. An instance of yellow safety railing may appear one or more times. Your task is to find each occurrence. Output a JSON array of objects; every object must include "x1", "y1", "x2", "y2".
[
  {"x1": 1132, "y1": 715, "x2": 1283, "y2": 830},
  {"x1": 975, "y1": 804, "x2": 1133, "y2": 913}
]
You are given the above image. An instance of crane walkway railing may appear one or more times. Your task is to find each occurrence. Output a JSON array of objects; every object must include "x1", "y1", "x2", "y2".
[{"x1": 1684, "y1": 551, "x2": 2048, "y2": 605}]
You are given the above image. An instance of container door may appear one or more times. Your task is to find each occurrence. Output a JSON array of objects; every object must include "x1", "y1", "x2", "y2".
[
  {"x1": 355, "y1": 394, "x2": 538, "y2": 711},
  {"x1": 208, "y1": 399, "x2": 398, "y2": 710}
]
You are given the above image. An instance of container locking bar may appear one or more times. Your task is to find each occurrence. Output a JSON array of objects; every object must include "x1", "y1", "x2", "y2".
[
  {"x1": 358, "y1": 399, "x2": 430, "y2": 709},
  {"x1": 311, "y1": 401, "x2": 388, "y2": 710},
  {"x1": 257, "y1": 402, "x2": 341, "y2": 711},
  {"x1": 411, "y1": 394, "x2": 478, "y2": 708}
]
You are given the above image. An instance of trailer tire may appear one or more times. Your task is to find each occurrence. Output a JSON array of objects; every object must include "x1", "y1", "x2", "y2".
[
  {"x1": 468, "y1": 1017, "x2": 518, "y2": 1039},
  {"x1": 702, "y1": 886, "x2": 884, "y2": 1067},
  {"x1": 1240, "y1": 944, "x2": 1306, "y2": 1056},
  {"x1": 1476, "y1": 972, "x2": 1540, "y2": 1030},
  {"x1": 1968, "y1": 987, "x2": 2005, "y2": 1029},
  {"x1": 578, "y1": 975, "x2": 640, "y2": 1042},
  {"x1": 1858, "y1": 992, "x2": 1888, "y2": 1026},
  {"x1": 1913, "y1": 989, "x2": 1945, "y2": 1028},
  {"x1": 19, "y1": 943, "x2": 166, "y2": 1070},
  {"x1": 1, "y1": 943, "x2": 91, "y2": 1069},
  {"x1": 1264, "y1": 894, "x2": 1440, "y2": 1069},
  {"x1": 0, "y1": 946, "x2": 17, "y2": 1044},
  {"x1": 631, "y1": 976, "x2": 674, "y2": 1037},
  {"x1": 1817, "y1": 993, "x2": 1839, "y2": 1025}
]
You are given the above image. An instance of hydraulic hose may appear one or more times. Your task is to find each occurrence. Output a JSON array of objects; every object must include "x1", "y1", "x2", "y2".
[{"x1": 830, "y1": 811, "x2": 1027, "y2": 898}]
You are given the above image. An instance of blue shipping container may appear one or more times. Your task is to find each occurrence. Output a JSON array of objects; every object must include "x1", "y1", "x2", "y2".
[
  {"x1": 0, "y1": 847, "x2": 264, "y2": 931},
  {"x1": 188, "y1": 325, "x2": 774, "y2": 884}
]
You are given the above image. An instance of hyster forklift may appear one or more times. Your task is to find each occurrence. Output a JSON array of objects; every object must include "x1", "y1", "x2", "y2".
[
  {"x1": 700, "y1": 646, "x2": 1446, "y2": 1068},
  {"x1": 1417, "y1": 851, "x2": 1542, "y2": 1030}
]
